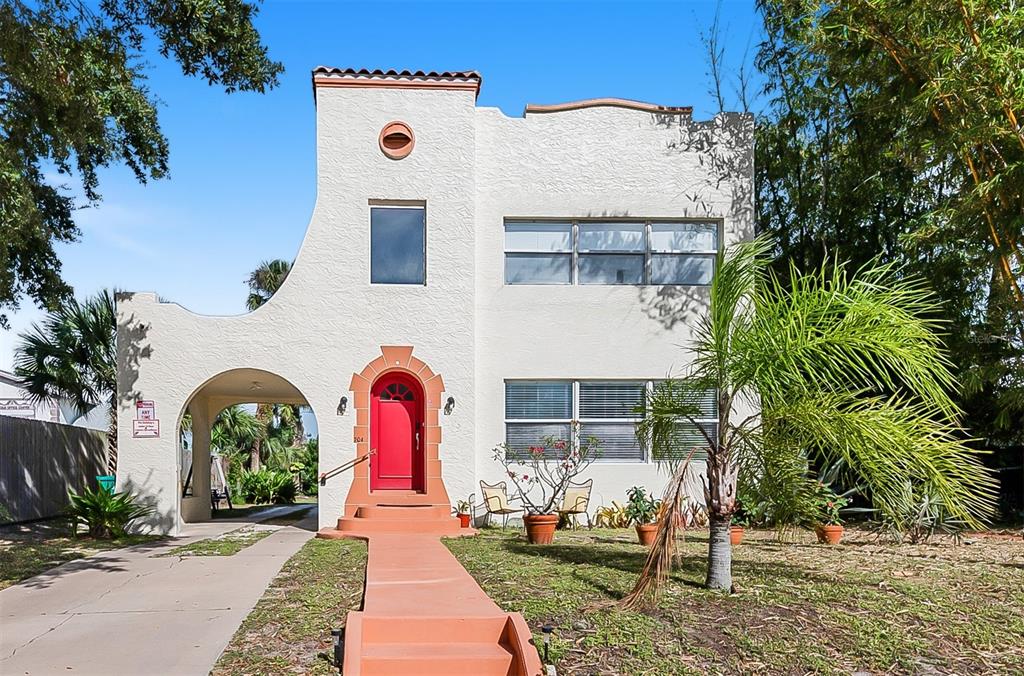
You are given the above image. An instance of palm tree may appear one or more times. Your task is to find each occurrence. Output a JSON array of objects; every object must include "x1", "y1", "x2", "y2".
[
  {"x1": 624, "y1": 238, "x2": 996, "y2": 599},
  {"x1": 211, "y1": 405, "x2": 263, "y2": 457},
  {"x1": 245, "y1": 259, "x2": 306, "y2": 463},
  {"x1": 14, "y1": 290, "x2": 118, "y2": 472},
  {"x1": 246, "y1": 259, "x2": 292, "y2": 311}
]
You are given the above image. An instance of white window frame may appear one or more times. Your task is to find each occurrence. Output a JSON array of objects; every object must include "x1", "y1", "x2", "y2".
[
  {"x1": 503, "y1": 218, "x2": 721, "y2": 286},
  {"x1": 503, "y1": 379, "x2": 718, "y2": 464},
  {"x1": 369, "y1": 201, "x2": 427, "y2": 286}
]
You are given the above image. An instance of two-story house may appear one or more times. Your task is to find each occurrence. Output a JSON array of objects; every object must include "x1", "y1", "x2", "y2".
[{"x1": 115, "y1": 67, "x2": 753, "y2": 533}]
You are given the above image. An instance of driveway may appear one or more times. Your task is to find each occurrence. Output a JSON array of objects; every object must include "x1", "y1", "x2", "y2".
[{"x1": 0, "y1": 507, "x2": 315, "y2": 675}]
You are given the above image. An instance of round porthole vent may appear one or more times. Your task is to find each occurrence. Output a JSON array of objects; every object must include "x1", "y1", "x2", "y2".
[{"x1": 379, "y1": 121, "x2": 415, "y2": 160}]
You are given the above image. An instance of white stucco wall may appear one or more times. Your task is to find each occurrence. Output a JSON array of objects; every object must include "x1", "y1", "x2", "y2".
[
  {"x1": 473, "y1": 107, "x2": 754, "y2": 510},
  {"x1": 115, "y1": 74, "x2": 753, "y2": 534}
]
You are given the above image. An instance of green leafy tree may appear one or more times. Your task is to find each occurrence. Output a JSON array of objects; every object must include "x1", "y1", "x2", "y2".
[
  {"x1": 754, "y1": 0, "x2": 1024, "y2": 448},
  {"x1": 244, "y1": 259, "x2": 305, "y2": 467},
  {"x1": 14, "y1": 289, "x2": 117, "y2": 471},
  {"x1": 0, "y1": 0, "x2": 281, "y2": 327},
  {"x1": 623, "y1": 238, "x2": 996, "y2": 598}
]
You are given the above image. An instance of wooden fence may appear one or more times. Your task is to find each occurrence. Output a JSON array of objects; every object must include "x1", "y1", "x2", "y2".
[{"x1": 0, "y1": 417, "x2": 107, "y2": 524}]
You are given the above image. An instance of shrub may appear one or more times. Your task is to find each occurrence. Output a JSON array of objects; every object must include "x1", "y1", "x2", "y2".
[
  {"x1": 67, "y1": 486, "x2": 152, "y2": 538},
  {"x1": 624, "y1": 486, "x2": 660, "y2": 525},
  {"x1": 875, "y1": 482, "x2": 966, "y2": 543},
  {"x1": 595, "y1": 501, "x2": 631, "y2": 528},
  {"x1": 238, "y1": 469, "x2": 296, "y2": 505}
]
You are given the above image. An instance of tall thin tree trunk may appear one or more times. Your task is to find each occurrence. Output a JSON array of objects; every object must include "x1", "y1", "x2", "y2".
[
  {"x1": 249, "y1": 439, "x2": 261, "y2": 472},
  {"x1": 106, "y1": 399, "x2": 118, "y2": 475},
  {"x1": 706, "y1": 513, "x2": 733, "y2": 590}
]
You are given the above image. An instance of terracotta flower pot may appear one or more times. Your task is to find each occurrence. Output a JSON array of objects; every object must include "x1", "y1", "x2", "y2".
[
  {"x1": 635, "y1": 523, "x2": 658, "y2": 546},
  {"x1": 817, "y1": 524, "x2": 844, "y2": 545},
  {"x1": 729, "y1": 525, "x2": 744, "y2": 545},
  {"x1": 523, "y1": 514, "x2": 559, "y2": 544},
  {"x1": 457, "y1": 513, "x2": 471, "y2": 528}
]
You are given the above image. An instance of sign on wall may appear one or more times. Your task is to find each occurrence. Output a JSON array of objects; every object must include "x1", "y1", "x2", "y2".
[
  {"x1": 0, "y1": 398, "x2": 35, "y2": 417},
  {"x1": 132, "y1": 400, "x2": 160, "y2": 438}
]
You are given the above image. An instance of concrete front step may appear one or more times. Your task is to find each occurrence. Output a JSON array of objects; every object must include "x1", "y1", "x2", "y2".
[{"x1": 360, "y1": 641, "x2": 514, "y2": 676}]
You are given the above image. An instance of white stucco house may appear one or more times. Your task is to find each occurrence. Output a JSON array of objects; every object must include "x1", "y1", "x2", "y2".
[{"x1": 115, "y1": 67, "x2": 754, "y2": 534}]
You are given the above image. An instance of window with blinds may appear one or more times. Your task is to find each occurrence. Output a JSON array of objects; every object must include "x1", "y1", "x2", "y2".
[
  {"x1": 655, "y1": 385, "x2": 718, "y2": 462},
  {"x1": 503, "y1": 380, "x2": 716, "y2": 463},
  {"x1": 578, "y1": 382, "x2": 645, "y2": 461},
  {"x1": 504, "y1": 381, "x2": 572, "y2": 458}
]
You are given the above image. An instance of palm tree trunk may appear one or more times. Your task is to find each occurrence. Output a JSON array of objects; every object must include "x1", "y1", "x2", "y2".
[
  {"x1": 706, "y1": 513, "x2": 733, "y2": 590},
  {"x1": 106, "y1": 398, "x2": 118, "y2": 475},
  {"x1": 249, "y1": 439, "x2": 262, "y2": 472}
]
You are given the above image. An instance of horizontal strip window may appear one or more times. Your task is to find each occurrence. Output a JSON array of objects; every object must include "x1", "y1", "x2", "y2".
[
  {"x1": 504, "y1": 219, "x2": 719, "y2": 286},
  {"x1": 504, "y1": 380, "x2": 717, "y2": 463}
]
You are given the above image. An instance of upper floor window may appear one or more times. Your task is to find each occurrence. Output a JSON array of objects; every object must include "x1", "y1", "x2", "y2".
[
  {"x1": 371, "y1": 205, "x2": 425, "y2": 284},
  {"x1": 504, "y1": 219, "x2": 718, "y2": 286}
]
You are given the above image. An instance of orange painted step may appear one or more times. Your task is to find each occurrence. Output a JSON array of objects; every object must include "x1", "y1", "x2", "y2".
[
  {"x1": 336, "y1": 516, "x2": 464, "y2": 535},
  {"x1": 360, "y1": 641, "x2": 514, "y2": 676},
  {"x1": 360, "y1": 616, "x2": 509, "y2": 644},
  {"x1": 357, "y1": 505, "x2": 452, "y2": 520}
]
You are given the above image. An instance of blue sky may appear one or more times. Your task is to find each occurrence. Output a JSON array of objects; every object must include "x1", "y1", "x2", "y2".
[{"x1": 0, "y1": 0, "x2": 761, "y2": 371}]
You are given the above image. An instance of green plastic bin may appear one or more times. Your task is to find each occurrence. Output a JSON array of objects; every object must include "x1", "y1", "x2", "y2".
[{"x1": 96, "y1": 474, "x2": 116, "y2": 493}]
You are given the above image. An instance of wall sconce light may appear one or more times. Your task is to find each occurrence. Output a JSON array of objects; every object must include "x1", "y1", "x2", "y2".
[
  {"x1": 444, "y1": 396, "x2": 456, "y2": 415},
  {"x1": 337, "y1": 396, "x2": 348, "y2": 416}
]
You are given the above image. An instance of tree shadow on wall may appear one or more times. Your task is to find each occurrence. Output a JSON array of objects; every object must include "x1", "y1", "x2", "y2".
[
  {"x1": 115, "y1": 292, "x2": 153, "y2": 409},
  {"x1": 639, "y1": 112, "x2": 755, "y2": 331}
]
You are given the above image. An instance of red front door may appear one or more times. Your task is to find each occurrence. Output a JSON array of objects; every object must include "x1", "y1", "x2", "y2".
[{"x1": 370, "y1": 374, "x2": 424, "y2": 491}]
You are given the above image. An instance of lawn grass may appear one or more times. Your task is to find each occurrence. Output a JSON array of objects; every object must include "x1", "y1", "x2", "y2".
[
  {"x1": 212, "y1": 537, "x2": 367, "y2": 676},
  {"x1": 0, "y1": 520, "x2": 161, "y2": 590},
  {"x1": 210, "y1": 526, "x2": 1023, "y2": 675},
  {"x1": 444, "y1": 527, "x2": 1024, "y2": 675},
  {"x1": 160, "y1": 525, "x2": 276, "y2": 557}
]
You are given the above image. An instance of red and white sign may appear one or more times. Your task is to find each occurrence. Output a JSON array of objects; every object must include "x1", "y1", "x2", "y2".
[
  {"x1": 136, "y1": 400, "x2": 156, "y2": 421},
  {"x1": 132, "y1": 419, "x2": 160, "y2": 438}
]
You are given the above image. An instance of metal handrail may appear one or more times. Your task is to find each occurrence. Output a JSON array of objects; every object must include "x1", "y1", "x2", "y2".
[{"x1": 319, "y1": 449, "x2": 375, "y2": 485}]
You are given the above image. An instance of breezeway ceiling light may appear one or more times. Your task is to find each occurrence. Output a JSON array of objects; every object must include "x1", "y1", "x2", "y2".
[{"x1": 249, "y1": 381, "x2": 263, "y2": 392}]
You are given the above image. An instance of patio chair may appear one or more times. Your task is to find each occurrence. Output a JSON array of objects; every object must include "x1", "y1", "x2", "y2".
[
  {"x1": 558, "y1": 479, "x2": 594, "y2": 530},
  {"x1": 479, "y1": 480, "x2": 523, "y2": 529}
]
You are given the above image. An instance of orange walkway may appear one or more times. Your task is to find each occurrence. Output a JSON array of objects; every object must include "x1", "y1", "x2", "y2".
[{"x1": 319, "y1": 506, "x2": 543, "y2": 675}]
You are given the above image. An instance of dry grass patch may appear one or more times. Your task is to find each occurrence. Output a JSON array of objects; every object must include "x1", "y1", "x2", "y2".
[
  {"x1": 213, "y1": 537, "x2": 367, "y2": 675},
  {"x1": 446, "y1": 527, "x2": 1024, "y2": 675}
]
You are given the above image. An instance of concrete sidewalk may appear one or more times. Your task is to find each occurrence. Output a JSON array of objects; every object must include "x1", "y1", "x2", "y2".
[{"x1": 0, "y1": 510, "x2": 316, "y2": 675}]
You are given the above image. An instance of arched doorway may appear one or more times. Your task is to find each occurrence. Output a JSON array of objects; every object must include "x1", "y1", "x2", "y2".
[
  {"x1": 176, "y1": 368, "x2": 318, "y2": 524},
  {"x1": 370, "y1": 373, "x2": 424, "y2": 491},
  {"x1": 344, "y1": 346, "x2": 450, "y2": 516}
]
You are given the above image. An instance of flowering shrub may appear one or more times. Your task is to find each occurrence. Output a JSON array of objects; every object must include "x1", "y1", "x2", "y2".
[
  {"x1": 814, "y1": 482, "x2": 849, "y2": 525},
  {"x1": 492, "y1": 422, "x2": 600, "y2": 515}
]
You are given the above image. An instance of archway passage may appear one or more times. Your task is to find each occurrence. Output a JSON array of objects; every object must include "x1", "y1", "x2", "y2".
[
  {"x1": 178, "y1": 368, "x2": 318, "y2": 524},
  {"x1": 370, "y1": 373, "x2": 424, "y2": 491}
]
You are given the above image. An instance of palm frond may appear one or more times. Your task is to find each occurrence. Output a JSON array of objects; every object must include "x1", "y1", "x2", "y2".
[{"x1": 769, "y1": 392, "x2": 997, "y2": 529}]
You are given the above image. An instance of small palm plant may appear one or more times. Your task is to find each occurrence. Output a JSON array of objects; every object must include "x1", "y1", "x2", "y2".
[
  {"x1": 67, "y1": 486, "x2": 152, "y2": 538},
  {"x1": 622, "y1": 237, "x2": 996, "y2": 603}
]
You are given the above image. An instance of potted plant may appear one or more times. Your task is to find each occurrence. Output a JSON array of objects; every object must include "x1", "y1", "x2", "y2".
[
  {"x1": 493, "y1": 422, "x2": 600, "y2": 544},
  {"x1": 813, "y1": 484, "x2": 848, "y2": 544},
  {"x1": 730, "y1": 510, "x2": 748, "y2": 545},
  {"x1": 625, "y1": 486, "x2": 660, "y2": 546},
  {"x1": 454, "y1": 497, "x2": 472, "y2": 528}
]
